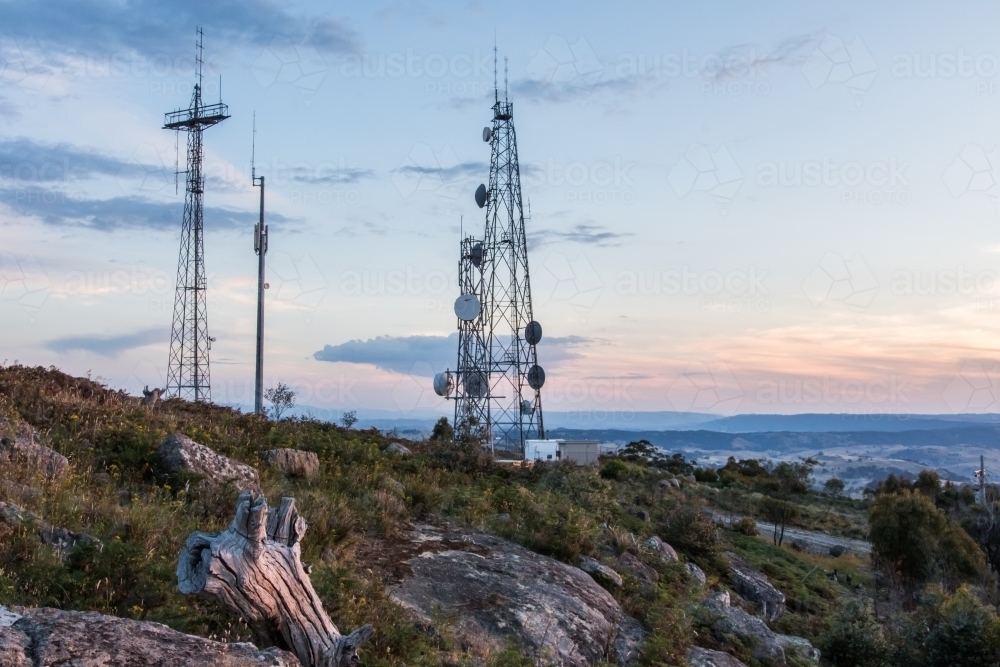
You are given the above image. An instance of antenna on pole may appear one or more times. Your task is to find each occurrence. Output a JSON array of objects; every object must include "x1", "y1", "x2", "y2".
[
  {"x1": 196, "y1": 27, "x2": 204, "y2": 90},
  {"x1": 493, "y1": 40, "x2": 498, "y2": 104},
  {"x1": 251, "y1": 111, "x2": 257, "y2": 180},
  {"x1": 251, "y1": 114, "x2": 268, "y2": 416},
  {"x1": 504, "y1": 56, "x2": 508, "y2": 102}
]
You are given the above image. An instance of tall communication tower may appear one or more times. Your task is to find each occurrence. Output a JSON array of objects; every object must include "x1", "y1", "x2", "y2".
[
  {"x1": 163, "y1": 28, "x2": 229, "y2": 402},
  {"x1": 437, "y1": 56, "x2": 545, "y2": 453},
  {"x1": 251, "y1": 115, "x2": 269, "y2": 416}
]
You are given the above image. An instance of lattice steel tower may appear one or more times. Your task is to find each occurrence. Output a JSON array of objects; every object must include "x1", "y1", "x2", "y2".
[
  {"x1": 444, "y1": 60, "x2": 545, "y2": 453},
  {"x1": 163, "y1": 28, "x2": 229, "y2": 402}
]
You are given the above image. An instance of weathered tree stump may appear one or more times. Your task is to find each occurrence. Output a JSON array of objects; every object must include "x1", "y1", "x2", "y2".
[{"x1": 177, "y1": 492, "x2": 374, "y2": 667}]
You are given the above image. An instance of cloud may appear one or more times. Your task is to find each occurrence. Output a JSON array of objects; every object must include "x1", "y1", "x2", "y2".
[
  {"x1": 314, "y1": 332, "x2": 591, "y2": 375},
  {"x1": 0, "y1": 186, "x2": 295, "y2": 232},
  {"x1": 289, "y1": 166, "x2": 375, "y2": 185},
  {"x1": 705, "y1": 34, "x2": 823, "y2": 83},
  {"x1": 0, "y1": 137, "x2": 141, "y2": 182},
  {"x1": 531, "y1": 223, "x2": 633, "y2": 248},
  {"x1": 314, "y1": 333, "x2": 459, "y2": 375},
  {"x1": 47, "y1": 327, "x2": 167, "y2": 357},
  {"x1": 394, "y1": 161, "x2": 487, "y2": 179},
  {"x1": 0, "y1": 0, "x2": 360, "y2": 60}
]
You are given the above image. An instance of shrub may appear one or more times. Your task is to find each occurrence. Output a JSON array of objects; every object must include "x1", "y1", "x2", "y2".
[
  {"x1": 734, "y1": 516, "x2": 758, "y2": 536},
  {"x1": 819, "y1": 601, "x2": 891, "y2": 667},
  {"x1": 600, "y1": 459, "x2": 629, "y2": 481},
  {"x1": 694, "y1": 466, "x2": 719, "y2": 483}
]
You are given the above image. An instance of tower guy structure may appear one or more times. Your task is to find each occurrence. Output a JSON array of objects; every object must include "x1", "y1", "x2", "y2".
[
  {"x1": 438, "y1": 59, "x2": 545, "y2": 453},
  {"x1": 163, "y1": 28, "x2": 229, "y2": 402}
]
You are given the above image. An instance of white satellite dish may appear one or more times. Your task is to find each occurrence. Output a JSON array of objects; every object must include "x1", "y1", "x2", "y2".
[
  {"x1": 433, "y1": 372, "x2": 455, "y2": 397},
  {"x1": 466, "y1": 371, "x2": 488, "y2": 397},
  {"x1": 454, "y1": 294, "x2": 481, "y2": 321},
  {"x1": 527, "y1": 365, "x2": 545, "y2": 390},
  {"x1": 483, "y1": 127, "x2": 493, "y2": 142},
  {"x1": 524, "y1": 321, "x2": 542, "y2": 345},
  {"x1": 475, "y1": 183, "x2": 488, "y2": 208}
]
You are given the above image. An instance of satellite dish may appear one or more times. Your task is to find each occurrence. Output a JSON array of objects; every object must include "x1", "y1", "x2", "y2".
[
  {"x1": 527, "y1": 365, "x2": 546, "y2": 390},
  {"x1": 483, "y1": 127, "x2": 493, "y2": 142},
  {"x1": 520, "y1": 399, "x2": 534, "y2": 415},
  {"x1": 454, "y1": 293, "x2": 481, "y2": 321},
  {"x1": 470, "y1": 243, "x2": 484, "y2": 268},
  {"x1": 433, "y1": 372, "x2": 455, "y2": 397},
  {"x1": 475, "y1": 183, "x2": 488, "y2": 208},
  {"x1": 465, "y1": 371, "x2": 488, "y2": 397},
  {"x1": 524, "y1": 321, "x2": 542, "y2": 345}
]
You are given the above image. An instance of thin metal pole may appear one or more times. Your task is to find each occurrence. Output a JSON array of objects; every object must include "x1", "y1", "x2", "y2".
[{"x1": 254, "y1": 177, "x2": 267, "y2": 415}]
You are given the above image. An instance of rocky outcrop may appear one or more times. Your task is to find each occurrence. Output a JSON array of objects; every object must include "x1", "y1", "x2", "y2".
[
  {"x1": 0, "y1": 423, "x2": 68, "y2": 481},
  {"x1": 0, "y1": 502, "x2": 100, "y2": 557},
  {"x1": 261, "y1": 449, "x2": 320, "y2": 478},
  {"x1": 724, "y1": 551, "x2": 786, "y2": 621},
  {"x1": 658, "y1": 477, "x2": 680, "y2": 490},
  {"x1": 617, "y1": 551, "x2": 659, "y2": 592},
  {"x1": 383, "y1": 442, "x2": 412, "y2": 455},
  {"x1": 0, "y1": 605, "x2": 299, "y2": 666},
  {"x1": 686, "y1": 562, "x2": 707, "y2": 586},
  {"x1": 686, "y1": 647, "x2": 748, "y2": 667},
  {"x1": 381, "y1": 524, "x2": 644, "y2": 666},
  {"x1": 698, "y1": 591, "x2": 819, "y2": 666},
  {"x1": 579, "y1": 556, "x2": 623, "y2": 587},
  {"x1": 158, "y1": 433, "x2": 260, "y2": 493},
  {"x1": 645, "y1": 535, "x2": 678, "y2": 562}
]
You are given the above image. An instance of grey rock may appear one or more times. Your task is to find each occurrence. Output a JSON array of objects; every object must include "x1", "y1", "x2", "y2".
[
  {"x1": 777, "y1": 634, "x2": 821, "y2": 664},
  {"x1": 261, "y1": 448, "x2": 320, "y2": 478},
  {"x1": 579, "y1": 556, "x2": 624, "y2": 588},
  {"x1": 0, "y1": 502, "x2": 100, "y2": 556},
  {"x1": 617, "y1": 551, "x2": 659, "y2": 592},
  {"x1": 158, "y1": 433, "x2": 260, "y2": 493},
  {"x1": 700, "y1": 590, "x2": 784, "y2": 664},
  {"x1": 383, "y1": 442, "x2": 412, "y2": 455},
  {"x1": 635, "y1": 510, "x2": 650, "y2": 522},
  {"x1": 686, "y1": 562, "x2": 707, "y2": 586},
  {"x1": 686, "y1": 646, "x2": 748, "y2": 667},
  {"x1": 724, "y1": 551, "x2": 786, "y2": 621},
  {"x1": 0, "y1": 426, "x2": 69, "y2": 481},
  {"x1": 387, "y1": 525, "x2": 644, "y2": 666},
  {"x1": 829, "y1": 544, "x2": 847, "y2": 557},
  {"x1": 645, "y1": 535, "x2": 679, "y2": 562},
  {"x1": 0, "y1": 606, "x2": 299, "y2": 666},
  {"x1": 658, "y1": 477, "x2": 681, "y2": 490}
]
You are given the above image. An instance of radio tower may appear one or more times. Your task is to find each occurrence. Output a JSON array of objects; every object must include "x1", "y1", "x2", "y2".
[
  {"x1": 443, "y1": 54, "x2": 545, "y2": 453},
  {"x1": 163, "y1": 28, "x2": 229, "y2": 402}
]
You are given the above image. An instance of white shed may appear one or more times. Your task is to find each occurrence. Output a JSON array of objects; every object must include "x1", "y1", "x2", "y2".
[{"x1": 525, "y1": 439, "x2": 560, "y2": 463}]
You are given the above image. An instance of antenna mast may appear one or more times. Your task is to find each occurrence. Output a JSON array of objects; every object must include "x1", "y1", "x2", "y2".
[
  {"x1": 448, "y1": 53, "x2": 545, "y2": 454},
  {"x1": 252, "y1": 113, "x2": 268, "y2": 416},
  {"x1": 163, "y1": 28, "x2": 229, "y2": 402}
]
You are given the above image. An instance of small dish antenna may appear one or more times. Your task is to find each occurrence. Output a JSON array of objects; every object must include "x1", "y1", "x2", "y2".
[
  {"x1": 520, "y1": 399, "x2": 534, "y2": 415},
  {"x1": 454, "y1": 293, "x2": 481, "y2": 321},
  {"x1": 524, "y1": 321, "x2": 542, "y2": 345},
  {"x1": 433, "y1": 371, "x2": 455, "y2": 397},
  {"x1": 475, "y1": 183, "x2": 488, "y2": 208},
  {"x1": 483, "y1": 127, "x2": 493, "y2": 142},
  {"x1": 465, "y1": 371, "x2": 488, "y2": 397},
  {"x1": 470, "y1": 242, "x2": 484, "y2": 268},
  {"x1": 527, "y1": 365, "x2": 546, "y2": 390}
]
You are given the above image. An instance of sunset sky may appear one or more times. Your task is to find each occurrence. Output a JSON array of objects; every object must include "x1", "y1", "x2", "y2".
[{"x1": 4, "y1": 0, "x2": 1000, "y2": 419}]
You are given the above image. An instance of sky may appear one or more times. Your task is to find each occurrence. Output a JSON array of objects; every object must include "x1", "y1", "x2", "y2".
[{"x1": 4, "y1": 0, "x2": 1000, "y2": 420}]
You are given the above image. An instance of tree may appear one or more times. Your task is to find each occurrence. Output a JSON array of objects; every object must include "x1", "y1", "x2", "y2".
[
  {"x1": 264, "y1": 383, "x2": 296, "y2": 421},
  {"x1": 341, "y1": 410, "x2": 358, "y2": 430},
  {"x1": 430, "y1": 416, "x2": 453, "y2": 442},
  {"x1": 825, "y1": 477, "x2": 846, "y2": 498},
  {"x1": 819, "y1": 600, "x2": 891, "y2": 667},
  {"x1": 869, "y1": 490, "x2": 985, "y2": 596},
  {"x1": 758, "y1": 458, "x2": 814, "y2": 545},
  {"x1": 921, "y1": 586, "x2": 1000, "y2": 667}
]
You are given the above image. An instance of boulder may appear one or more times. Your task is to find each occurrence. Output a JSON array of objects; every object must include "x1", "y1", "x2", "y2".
[
  {"x1": 686, "y1": 646, "x2": 748, "y2": 667},
  {"x1": 261, "y1": 449, "x2": 320, "y2": 478},
  {"x1": 383, "y1": 442, "x2": 412, "y2": 455},
  {"x1": 686, "y1": 562, "x2": 707, "y2": 586},
  {"x1": 0, "y1": 501, "x2": 100, "y2": 556},
  {"x1": 645, "y1": 535, "x2": 679, "y2": 562},
  {"x1": 158, "y1": 433, "x2": 260, "y2": 493},
  {"x1": 0, "y1": 425, "x2": 68, "y2": 481},
  {"x1": 617, "y1": 551, "x2": 659, "y2": 592},
  {"x1": 0, "y1": 605, "x2": 299, "y2": 666},
  {"x1": 381, "y1": 525, "x2": 644, "y2": 666},
  {"x1": 579, "y1": 556, "x2": 624, "y2": 588},
  {"x1": 777, "y1": 634, "x2": 821, "y2": 665},
  {"x1": 724, "y1": 551, "x2": 786, "y2": 621},
  {"x1": 829, "y1": 545, "x2": 847, "y2": 557},
  {"x1": 658, "y1": 478, "x2": 681, "y2": 490},
  {"x1": 700, "y1": 590, "x2": 784, "y2": 664}
]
